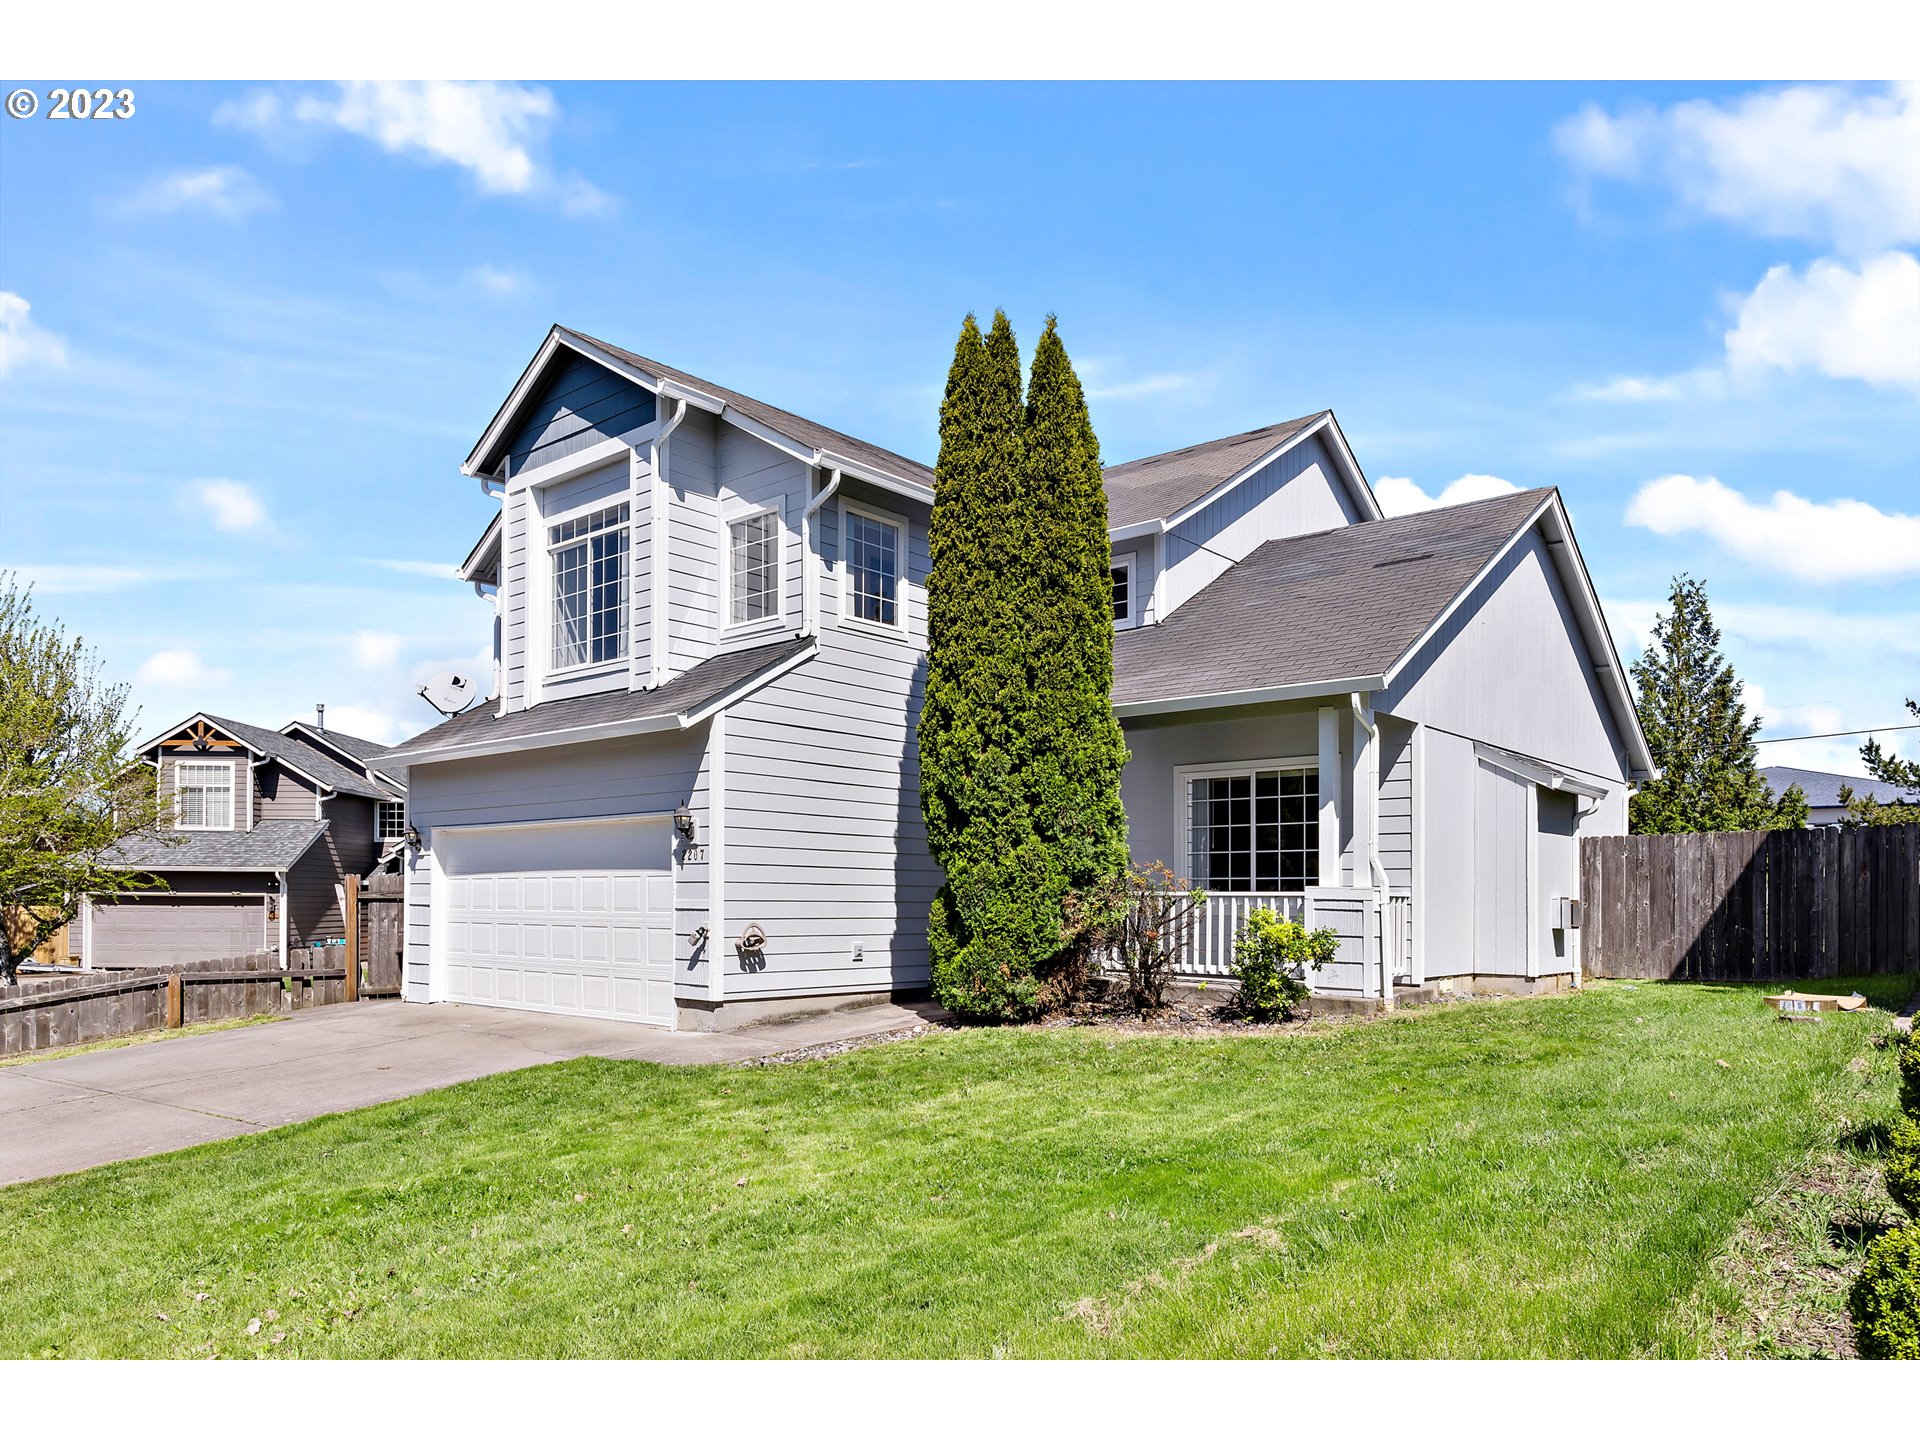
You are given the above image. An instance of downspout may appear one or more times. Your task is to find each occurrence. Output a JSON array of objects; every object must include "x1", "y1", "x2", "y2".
[
  {"x1": 1350, "y1": 693, "x2": 1392, "y2": 1009},
  {"x1": 650, "y1": 398, "x2": 689, "y2": 690},
  {"x1": 802, "y1": 465, "x2": 843, "y2": 638}
]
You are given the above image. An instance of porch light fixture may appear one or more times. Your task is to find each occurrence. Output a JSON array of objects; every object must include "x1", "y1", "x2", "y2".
[
  {"x1": 404, "y1": 824, "x2": 422, "y2": 849},
  {"x1": 673, "y1": 805, "x2": 696, "y2": 841}
]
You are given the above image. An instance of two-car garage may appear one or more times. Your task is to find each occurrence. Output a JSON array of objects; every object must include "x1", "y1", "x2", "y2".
[{"x1": 432, "y1": 816, "x2": 677, "y2": 1028}]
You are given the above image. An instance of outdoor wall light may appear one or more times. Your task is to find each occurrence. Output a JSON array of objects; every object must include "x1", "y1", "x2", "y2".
[
  {"x1": 404, "y1": 824, "x2": 422, "y2": 849},
  {"x1": 673, "y1": 805, "x2": 696, "y2": 841}
]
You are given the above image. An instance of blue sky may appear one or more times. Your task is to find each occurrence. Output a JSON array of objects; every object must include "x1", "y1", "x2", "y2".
[{"x1": 2, "y1": 80, "x2": 1915, "y2": 773}]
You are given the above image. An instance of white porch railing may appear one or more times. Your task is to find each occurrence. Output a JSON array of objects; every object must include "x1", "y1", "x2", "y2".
[{"x1": 1173, "y1": 891, "x2": 1307, "y2": 978}]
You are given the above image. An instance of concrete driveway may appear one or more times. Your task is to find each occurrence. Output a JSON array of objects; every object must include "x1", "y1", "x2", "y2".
[{"x1": 0, "y1": 999, "x2": 937, "y2": 1187}]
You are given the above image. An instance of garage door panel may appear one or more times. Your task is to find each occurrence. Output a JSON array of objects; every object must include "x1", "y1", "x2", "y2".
[
  {"x1": 90, "y1": 897, "x2": 267, "y2": 968},
  {"x1": 436, "y1": 818, "x2": 675, "y2": 1027}
]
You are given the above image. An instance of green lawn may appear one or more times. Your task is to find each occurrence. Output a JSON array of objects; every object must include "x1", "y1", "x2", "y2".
[{"x1": 1, "y1": 976, "x2": 1909, "y2": 1358}]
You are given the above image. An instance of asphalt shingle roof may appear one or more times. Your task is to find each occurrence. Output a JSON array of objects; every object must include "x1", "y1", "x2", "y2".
[
  {"x1": 105, "y1": 819, "x2": 329, "y2": 872},
  {"x1": 571, "y1": 331, "x2": 936, "y2": 491},
  {"x1": 1761, "y1": 765, "x2": 1920, "y2": 810},
  {"x1": 1102, "y1": 414, "x2": 1329, "y2": 530},
  {"x1": 201, "y1": 715, "x2": 402, "y2": 800},
  {"x1": 1111, "y1": 487, "x2": 1554, "y2": 708},
  {"x1": 386, "y1": 637, "x2": 815, "y2": 760}
]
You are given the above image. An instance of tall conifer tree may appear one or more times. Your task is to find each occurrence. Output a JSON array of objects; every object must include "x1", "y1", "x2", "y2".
[
  {"x1": 920, "y1": 312, "x2": 1046, "y2": 1018},
  {"x1": 1630, "y1": 574, "x2": 1805, "y2": 834},
  {"x1": 1016, "y1": 317, "x2": 1129, "y2": 953}
]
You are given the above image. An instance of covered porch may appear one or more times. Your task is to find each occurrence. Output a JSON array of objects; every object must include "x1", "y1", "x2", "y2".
[{"x1": 1119, "y1": 693, "x2": 1420, "y2": 1005}]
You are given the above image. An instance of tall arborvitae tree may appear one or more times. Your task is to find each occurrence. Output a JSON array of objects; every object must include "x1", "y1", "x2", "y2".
[
  {"x1": 920, "y1": 312, "x2": 1045, "y2": 1019},
  {"x1": 1016, "y1": 318, "x2": 1130, "y2": 981},
  {"x1": 1630, "y1": 574, "x2": 1806, "y2": 834}
]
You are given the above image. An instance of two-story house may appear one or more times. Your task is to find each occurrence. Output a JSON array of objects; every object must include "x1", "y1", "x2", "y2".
[
  {"x1": 385, "y1": 325, "x2": 1653, "y2": 1030},
  {"x1": 87, "y1": 713, "x2": 408, "y2": 968}
]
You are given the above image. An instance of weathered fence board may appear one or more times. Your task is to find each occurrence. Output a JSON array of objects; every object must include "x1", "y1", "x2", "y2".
[
  {"x1": 356, "y1": 871, "x2": 405, "y2": 997},
  {"x1": 1580, "y1": 824, "x2": 1920, "y2": 980}
]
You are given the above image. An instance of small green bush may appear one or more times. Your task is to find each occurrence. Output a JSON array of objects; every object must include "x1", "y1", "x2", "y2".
[
  {"x1": 1228, "y1": 909, "x2": 1339, "y2": 1022},
  {"x1": 1850, "y1": 1222, "x2": 1920, "y2": 1359},
  {"x1": 1887, "y1": 1116, "x2": 1920, "y2": 1221},
  {"x1": 1898, "y1": 1028, "x2": 1920, "y2": 1119}
]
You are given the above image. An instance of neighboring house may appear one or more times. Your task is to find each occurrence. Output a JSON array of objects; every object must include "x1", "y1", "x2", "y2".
[
  {"x1": 83, "y1": 714, "x2": 408, "y2": 968},
  {"x1": 384, "y1": 325, "x2": 1654, "y2": 1029},
  {"x1": 1761, "y1": 765, "x2": 1920, "y2": 827}
]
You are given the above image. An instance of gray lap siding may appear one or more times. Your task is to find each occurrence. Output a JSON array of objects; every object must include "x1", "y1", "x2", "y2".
[{"x1": 286, "y1": 797, "x2": 379, "y2": 948}]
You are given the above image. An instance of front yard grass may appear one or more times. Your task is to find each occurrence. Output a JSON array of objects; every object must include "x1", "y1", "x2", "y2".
[{"x1": 0, "y1": 976, "x2": 1909, "y2": 1358}]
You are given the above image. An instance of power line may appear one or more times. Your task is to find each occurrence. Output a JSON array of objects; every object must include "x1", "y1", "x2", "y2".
[{"x1": 1755, "y1": 723, "x2": 1920, "y2": 745}]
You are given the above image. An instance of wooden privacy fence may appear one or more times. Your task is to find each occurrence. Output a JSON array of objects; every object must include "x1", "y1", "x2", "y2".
[
  {"x1": 349, "y1": 872, "x2": 405, "y2": 998},
  {"x1": 0, "y1": 950, "x2": 351, "y2": 1057},
  {"x1": 1580, "y1": 823, "x2": 1920, "y2": 981}
]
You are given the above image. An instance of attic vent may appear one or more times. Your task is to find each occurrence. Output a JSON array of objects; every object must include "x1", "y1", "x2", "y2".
[{"x1": 1372, "y1": 552, "x2": 1435, "y2": 569}]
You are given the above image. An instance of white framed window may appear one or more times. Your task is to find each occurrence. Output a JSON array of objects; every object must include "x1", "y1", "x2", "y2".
[
  {"x1": 1110, "y1": 556, "x2": 1133, "y2": 624},
  {"x1": 1176, "y1": 759, "x2": 1319, "y2": 893},
  {"x1": 841, "y1": 500, "x2": 905, "y2": 631},
  {"x1": 726, "y1": 507, "x2": 783, "y2": 629},
  {"x1": 549, "y1": 501, "x2": 630, "y2": 671},
  {"x1": 376, "y1": 800, "x2": 407, "y2": 846},
  {"x1": 175, "y1": 760, "x2": 235, "y2": 831}
]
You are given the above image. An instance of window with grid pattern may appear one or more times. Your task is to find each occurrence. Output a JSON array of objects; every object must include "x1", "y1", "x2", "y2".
[
  {"x1": 1185, "y1": 766, "x2": 1318, "y2": 892},
  {"x1": 175, "y1": 760, "x2": 235, "y2": 830},
  {"x1": 845, "y1": 508, "x2": 901, "y2": 627},
  {"x1": 1110, "y1": 562, "x2": 1131, "y2": 622},
  {"x1": 376, "y1": 800, "x2": 407, "y2": 844},
  {"x1": 729, "y1": 511, "x2": 780, "y2": 625},
  {"x1": 549, "y1": 502, "x2": 629, "y2": 669}
]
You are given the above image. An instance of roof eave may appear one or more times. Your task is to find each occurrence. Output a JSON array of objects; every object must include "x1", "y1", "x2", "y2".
[{"x1": 1113, "y1": 675, "x2": 1387, "y2": 719}]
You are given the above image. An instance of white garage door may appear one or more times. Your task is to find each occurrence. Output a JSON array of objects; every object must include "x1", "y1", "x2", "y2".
[{"x1": 435, "y1": 817, "x2": 676, "y2": 1027}]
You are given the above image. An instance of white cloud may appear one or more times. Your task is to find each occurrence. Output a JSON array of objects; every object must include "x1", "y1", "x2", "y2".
[
  {"x1": 1077, "y1": 358, "x2": 1209, "y2": 403},
  {"x1": 1624, "y1": 474, "x2": 1920, "y2": 583},
  {"x1": 119, "y1": 165, "x2": 273, "y2": 219},
  {"x1": 215, "y1": 81, "x2": 610, "y2": 214},
  {"x1": 365, "y1": 558, "x2": 461, "y2": 580},
  {"x1": 0, "y1": 563, "x2": 165, "y2": 594},
  {"x1": 0, "y1": 292, "x2": 68, "y2": 379},
  {"x1": 190, "y1": 479, "x2": 269, "y2": 534},
  {"x1": 1722, "y1": 250, "x2": 1920, "y2": 392},
  {"x1": 1571, "y1": 373, "x2": 1705, "y2": 403},
  {"x1": 1375, "y1": 473, "x2": 1522, "y2": 517},
  {"x1": 1556, "y1": 82, "x2": 1920, "y2": 253},
  {"x1": 135, "y1": 649, "x2": 227, "y2": 690},
  {"x1": 350, "y1": 631, "x2": 404, "y2": 669},
  {"x1": 468, "y1": 264, "x2": 523, "y2": 295}
]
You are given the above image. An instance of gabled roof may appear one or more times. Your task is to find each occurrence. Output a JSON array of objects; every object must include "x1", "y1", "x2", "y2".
[
  {"x1": 1102, "y1": 411, "x2": 1381, "y2": 531},
  {"x1": 466, "y1": 327, "x2": 934, "y2": 499},
  {"x1": 460, "y1": 512, "x2": 502, "y2": 584},
  {"x1": 383, "y1": 637, "x2": 817, "y2": 765},
  {"x1": 1111, "y1": 487, "x2": 1655, "y2": 779},
  {"x1": 104, "y1": 819, "x2": 330, "y2": 872},
  {"x1": 1761, "y1": 765, "x2": 1920, "y2": 809},
  {"x1": 137, "y1": 713, "x2": 403, "y2": 801},
  {"x1": 279, "y1": 722, "x2": 409, "y2": 788}
]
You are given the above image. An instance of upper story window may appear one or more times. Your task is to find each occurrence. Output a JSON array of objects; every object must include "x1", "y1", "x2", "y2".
[
  {"x1": 1181, "y1": 762, "x2": 1318, "y2": 893},
  {"x1": 376, "y1": 800, "x2": 407, "y2": 846},
  {"x1": 549, "y1": 502, "x2": 629, "y2": 670},
  {"x1": 843, "y1": 503, "x2": 903, "y2": 629},
  {"x1": 1110, "y1": 558, "x2": 1132, "y2": 623},
  {"x1": 728, "y1": 510, "x2": 781, "y2": 627},
  {"x1": 175, "y1": 760, "x2": 235, "y2": 831}
]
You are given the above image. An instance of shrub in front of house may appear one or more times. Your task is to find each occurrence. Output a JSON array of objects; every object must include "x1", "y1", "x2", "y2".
[
  {"x1": 1227, "y1": 909, "x2": 1339, "y2": 1022},
  {"x1": 1849, "y1": 1222, "x2": 1920, "y2": 1359},
  {"x1": 1886, "y1": 1116, "x2": 1920, "y2": 1221}
]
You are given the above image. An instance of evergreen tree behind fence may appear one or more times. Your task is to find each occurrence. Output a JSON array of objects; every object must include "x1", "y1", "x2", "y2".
[{"x1": 1580, "y1": 824, "x2": 1920, "y2": 980}]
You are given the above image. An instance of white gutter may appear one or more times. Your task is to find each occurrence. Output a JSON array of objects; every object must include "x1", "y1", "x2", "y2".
[
  {"x1": 1114, "y1": 675, "x2": 1387, "y2": 720},
  {"x1": 1351, "y1": 692, "x2": 1393, "y2": 1010},
  {"x1": 650, "y1": 398, "x2": 690, "y2": 690},
  {"x1": 802, "y1": 464, "x2": 843, "y2": 638}
]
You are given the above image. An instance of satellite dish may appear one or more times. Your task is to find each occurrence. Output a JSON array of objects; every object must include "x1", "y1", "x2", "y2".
[{"x1": 418, "y1": 673, "x2": 479, "y2": 717}]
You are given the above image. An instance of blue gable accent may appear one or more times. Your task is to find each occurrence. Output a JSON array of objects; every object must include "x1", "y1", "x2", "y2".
[{"x1": 502, "y1": 350, "x2": 657, "y2": 476}]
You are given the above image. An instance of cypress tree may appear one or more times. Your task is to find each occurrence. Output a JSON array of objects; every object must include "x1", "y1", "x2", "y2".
[
  {"x1": 920, "y1": 312, "x2": 1044, "y2": 1018},
  {"x1": 1630, "y1": 574, "x2": 1804, "y2": 834},
  {"x1": 1016, "y1": 317, "x2": 1130, "y2": 972}
]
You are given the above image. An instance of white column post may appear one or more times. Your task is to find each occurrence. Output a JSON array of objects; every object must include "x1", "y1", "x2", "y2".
[{"x1": 1317, "y1": 705, "x2": 1341, "y2": 887}]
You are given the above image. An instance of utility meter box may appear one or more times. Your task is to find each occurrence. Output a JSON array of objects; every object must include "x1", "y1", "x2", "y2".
[{"x1": 1553, "y1": 897, "x2": 1584, "y2": 931}]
